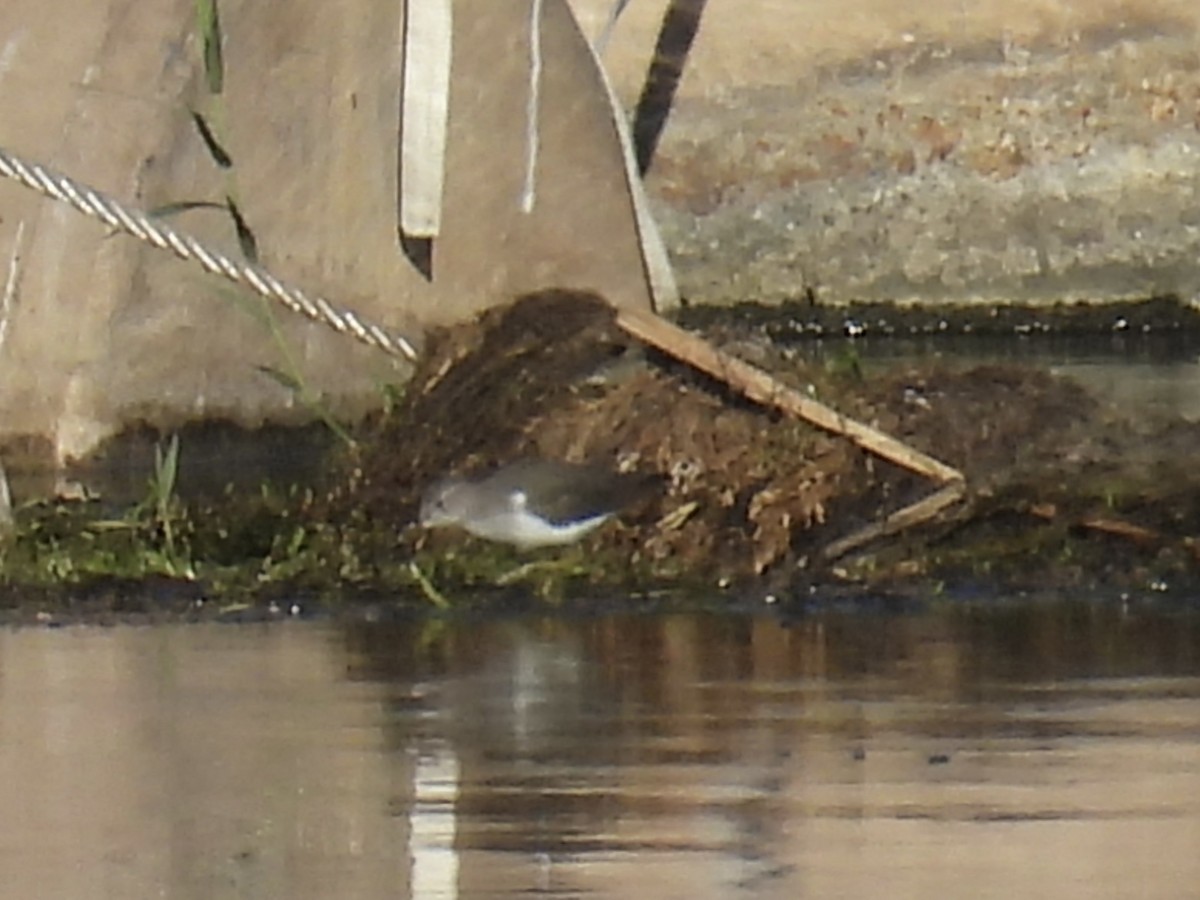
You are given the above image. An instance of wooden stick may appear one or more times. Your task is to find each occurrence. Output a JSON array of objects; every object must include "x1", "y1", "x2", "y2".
[
  {"x1": 1080, "y1": 517, "x2": 1160, "y2": 544},
  {"x1": 1031, "y1": 505, "x2": 1163, "y2": 546},
  {"x1": 614, "y1": 306, "x2": 965, "y2": 485},
  {"x1": 820, "y1": 481, "x2": 968, "y2": 560}
]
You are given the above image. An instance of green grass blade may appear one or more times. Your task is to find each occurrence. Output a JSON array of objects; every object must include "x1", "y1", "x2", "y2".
[
  {"x1": 147, "y1": 200, "x2": 228, "y2": 219},
  {"x1": 195, "y1": 0, "x2": 225, "y2": 94},
  {"x1": 225, "y1": 196, "x2": 259, "y2": 262},
  {"x1": 190, "y1": 110, "x2": 234, "y2": 167}
]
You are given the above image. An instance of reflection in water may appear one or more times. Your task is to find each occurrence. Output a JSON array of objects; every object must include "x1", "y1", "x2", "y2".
[{"x1": 1, "y1": 601, "x2": 1199, "y2": 899}]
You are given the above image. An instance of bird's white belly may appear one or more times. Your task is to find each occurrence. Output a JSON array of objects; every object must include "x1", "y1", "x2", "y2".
[{"x1": 464, "y1": 510, "x2": 612, "y2": 548}]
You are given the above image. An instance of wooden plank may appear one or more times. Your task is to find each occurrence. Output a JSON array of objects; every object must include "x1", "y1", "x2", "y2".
[
  {"x1": 820, "y1": 482, "x2": 967, "y2": 560},
  {"x1": 614, "y1": 305, "x2": 965, "y2": 485},
  {"x1": 400, "y1": 0, "x2": 453, "y2": 237}
]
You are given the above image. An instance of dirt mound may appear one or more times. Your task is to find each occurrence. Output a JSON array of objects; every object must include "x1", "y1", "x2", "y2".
[
  {"x1": 344, "y1": 289, "x2": 1192, "y2": 593},
  {"x1": 4, "y1": 290, "x2": 1196, "y2": 621}
]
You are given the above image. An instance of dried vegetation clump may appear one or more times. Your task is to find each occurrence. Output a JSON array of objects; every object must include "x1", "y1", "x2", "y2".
[{"x1": 344, "y1": 289, "x2": 1199, "y2": 593}]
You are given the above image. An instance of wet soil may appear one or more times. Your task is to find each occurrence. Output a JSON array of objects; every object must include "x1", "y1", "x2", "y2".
[
  {"x1": 681, "y1": 294, "x2": 1200, "y2": 341},
  {"x1": 347, "y1": 290, "x2": 1200, "y2": 594},
  {"x1": 2, "y1": 290, "x2": 1199, "y2": 624}
]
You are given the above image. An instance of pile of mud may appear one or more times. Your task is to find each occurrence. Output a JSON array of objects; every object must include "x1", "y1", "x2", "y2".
[{"x1": 345, "y1": 290, "x2": 1200, "y2": 595}]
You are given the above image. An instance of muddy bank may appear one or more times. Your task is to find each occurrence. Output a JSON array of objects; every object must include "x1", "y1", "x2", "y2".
[
  {"x1": 358, "y1": 291, "x2": 1199, "y2": 590},
  {"x1": 2, "y1": 291, "x2": 1199, "y2": 624}
]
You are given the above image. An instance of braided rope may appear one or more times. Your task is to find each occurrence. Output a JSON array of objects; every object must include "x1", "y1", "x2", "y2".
[{"x1": 0, "y1": 144, "x2": 419, "y2": 362}]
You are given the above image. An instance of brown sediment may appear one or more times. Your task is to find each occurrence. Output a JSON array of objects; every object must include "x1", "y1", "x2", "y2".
[{"x1": 345, "y1": 288, "x2": 1197, "y2": 591}]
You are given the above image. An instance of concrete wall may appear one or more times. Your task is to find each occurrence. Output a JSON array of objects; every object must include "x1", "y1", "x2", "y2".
[
  {"x1": 6, "y1": 0, "x2": 1198, "y2": 471},
  {"x1": 574, "y1": 0, "x2": 1200, "y2": 307},
  {"x1": 0, "y1": 0, "x2": 659, "y2": 466}
]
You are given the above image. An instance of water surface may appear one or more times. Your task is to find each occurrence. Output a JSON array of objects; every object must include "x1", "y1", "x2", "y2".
[{"x1": 1, "y1": 600, "x2": 1198, "y2": 899}]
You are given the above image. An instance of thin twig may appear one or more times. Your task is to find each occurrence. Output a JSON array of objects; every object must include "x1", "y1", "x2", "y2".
[
  {"x1": 0, "y1": 224, "x2": 22, "y2": 531},
  {"x1": 0, "y1": 460, "x2": 12, "y2": 534},
  {"x1": 0, "y1": 221, "x2": 26, "y2": 360},
  {"x1": 408, "y1": 561, "x2": 451, "y2": 608},
  {"x1": 820, "y1": 482, "x2": 968, "y2": 560}
]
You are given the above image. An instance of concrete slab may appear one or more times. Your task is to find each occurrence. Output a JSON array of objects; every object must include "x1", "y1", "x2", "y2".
[{"x1": 0, "y1": 0, "x2": 668, "y2": 466}]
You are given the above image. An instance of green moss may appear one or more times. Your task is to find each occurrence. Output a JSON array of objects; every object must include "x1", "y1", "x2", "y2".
[{"x1": 0, "y1": 470, "x2": 670, "y2": 613}]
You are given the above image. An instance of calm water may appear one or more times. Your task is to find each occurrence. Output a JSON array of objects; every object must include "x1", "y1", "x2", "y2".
[{"x1": 1, "y1": 601, "x2": 1199, "y2": 899}]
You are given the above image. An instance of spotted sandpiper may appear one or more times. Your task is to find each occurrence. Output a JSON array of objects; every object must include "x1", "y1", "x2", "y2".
[{"x1": 419, "y1": 459, "x2": 659, "y2": 550}]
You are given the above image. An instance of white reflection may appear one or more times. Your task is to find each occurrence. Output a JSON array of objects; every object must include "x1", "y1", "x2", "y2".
[{"x1": 410, "y1": 742, "x2": 461, "y2": 900}]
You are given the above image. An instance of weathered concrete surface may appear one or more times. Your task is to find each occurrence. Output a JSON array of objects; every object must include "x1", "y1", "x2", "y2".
[
  {"x1": 0, "y1": 0, "x2": 660, "y2": 466},
  {"x1": 573, "y1": 0, "x2": 1200, "y2": 307}
]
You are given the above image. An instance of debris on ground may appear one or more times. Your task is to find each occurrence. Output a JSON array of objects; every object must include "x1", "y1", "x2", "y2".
[
  {"x1": 343, "y1": 290, "x2": 1200, "y2": 596},
  {"x1": 2, "y1": 289, "x2": 1199, "y2": 620}
]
